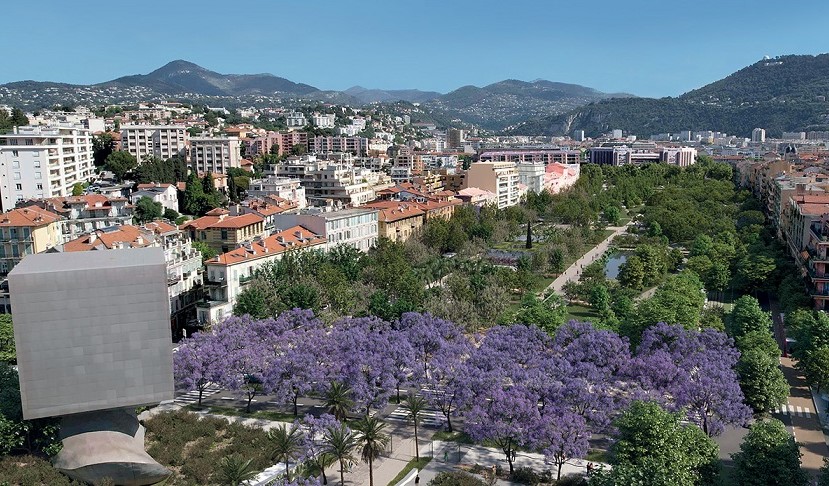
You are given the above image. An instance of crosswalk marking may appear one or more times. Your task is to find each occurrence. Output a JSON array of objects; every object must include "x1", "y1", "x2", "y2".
[
  {"x1": 774, "y1": 404, "x2": 813, "y2": 418},
  {"x1": 387, "y1": 406, "x2": 444, "y2": 427},
  {"x1": 174, "y1": 383, "x2": 223, "y2": 405}
]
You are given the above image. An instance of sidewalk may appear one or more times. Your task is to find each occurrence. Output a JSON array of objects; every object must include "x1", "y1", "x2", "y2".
[
  {"x1": 544, "y1": 222, "x2": 632, "y2": 296},
  {"x1": 399, "y1": 440, "x2": 596, "y2": 486},
  {"x1": 779, "y1": 357, "x2": 829, "y2": 477}
]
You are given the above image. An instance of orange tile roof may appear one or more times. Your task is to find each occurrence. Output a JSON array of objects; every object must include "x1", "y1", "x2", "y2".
[
  {"x1": 210, "y1": 213, "x2": 263, "y2": 229},
  {"x1": 181, "y1": 215, "x2": 222, "y2": 231},
  {"x1": 137, "y1": 183, "x2": 175, "y2": 190},
  {"x1": 210, "y1": 225, "x2": 325, "y2": 265},
  {"x1": 143, "y1": 220, "x2": 178, "y2": 234},
  {"x1": 0, "y1": 205, "x2": 62, "y2": 227},
  {"x1": 64, "y1": 225, "x2": 155, "y2": 251}
]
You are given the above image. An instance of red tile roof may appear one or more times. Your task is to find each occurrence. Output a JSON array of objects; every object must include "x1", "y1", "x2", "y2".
[
  {"x1": 0, "y1": 206, "x2": 62, "y2": 227},
  {"x1": 210, "y1": 225, "x2": 325, "y2": 265}
]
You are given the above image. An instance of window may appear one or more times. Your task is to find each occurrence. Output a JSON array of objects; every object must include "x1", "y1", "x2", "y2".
[
  {"x1": 33, "y1": 161, "x2": 40, "y2": 168},
  {"x1": 15, "y1": 184, "x2": 21, "y2": 191},
  {"x1": 24, "y1": 139, "x2": 33, "y2": 146},
  {"x1": 11, "y1": 161, "x2": 19, "y2": 169},
  {"x1": 11, "y1": 151, "x2": 18, "y2": 157},
  {"x1": 220, "y1": 229, "x2": 228, "y2": 240},
  {"x1": 13, "y1": 172, "x2": 20, "y2": 180},
  {"x1": 34, "y1": 172, "x2": 41, "y2": 180},
  {"x1": 36, "y1": 184, "x2": 42, "y2": 190}
]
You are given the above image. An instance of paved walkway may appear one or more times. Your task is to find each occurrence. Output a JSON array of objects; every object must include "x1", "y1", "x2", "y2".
[
  {"x1": 779, "y1": 357, "x2": 829, "y2": 478},
  {"x1": 545, "y1": 222, "x2": 633, "y2": 296}
]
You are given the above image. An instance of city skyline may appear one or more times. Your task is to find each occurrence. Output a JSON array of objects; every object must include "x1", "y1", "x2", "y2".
[{"x1": 4, "y1": 0, "x2": 829, "y2": 97}]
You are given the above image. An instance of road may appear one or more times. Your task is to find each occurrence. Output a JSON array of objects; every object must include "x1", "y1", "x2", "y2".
[
  {"x1": 769, "y1": 298, "x2": 828, "y2": 479},
  {"x1": 544, "y1": 221, "x2": 633, "y2": 296}
]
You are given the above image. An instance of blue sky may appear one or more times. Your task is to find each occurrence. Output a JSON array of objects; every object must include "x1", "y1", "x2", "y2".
[{"x1": 5, "y1": 0, "x2": 829, "y2": 97}]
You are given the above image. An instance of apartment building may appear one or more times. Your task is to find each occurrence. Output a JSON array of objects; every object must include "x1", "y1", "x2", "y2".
[
  {"x1": 273, "y1": 156, "x2": 391, "y2": 206},
  {"x1": 517, "y1": 162, "x2": 580, "y2": 194},
  {"x1": 0, "y1": 125, "x2": 95, "y2": 211},
  {"x1": 230, "y1": 196, "x2": 298, "y2": 232},
  {"x1": 588, "y1": 145, "x2": 697, "y2": 166},
  {"x1": 363, "y1": 201, "x2": 425, "y2": 242},
  {"x1": 310, "y1": 136, "x2": 367, "y2": 156},
  {"x1": 312, "y1": 113, "x2": 336, "y2": 128},
  {"x1": 189, "y1": 136, "x2": 242, "y2": 174},
  {"x1": 120, "y1": 125, "x2": 187, "y2": 160},
  {"x1": 130, "y1": 183, "x2": 179, "y2": 212},
  {"x1": 286, "y1": 112, "x2": 307, "y2": 128},
  {"x1": 28, "y1": 194, "x2": 134, "y2": 242},
  {"x1": 198, "y1": 225, "x2": 325, "y2": 325},
  {"x1": 479, "y1": 149, "x2": 581, "y2": 165},
  {"x1": 0, "y1": 205, "x2": 63, "y2": 276},
  {"x1": 247, "y1": 176, "x2": 307, "y2": 208},
  {"x1": 274, "y1": 207, "x2": 379, "y2": 252},
  {"x1": 466, "y1": 161, "x2": 522, "y2": 209},
  {"x1": 181, "y1": 208, "x2": 266, "y2": 254}
]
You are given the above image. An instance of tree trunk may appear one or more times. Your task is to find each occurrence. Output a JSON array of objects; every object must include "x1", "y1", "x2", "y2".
[
  {"x1": 369, "y1": 455, "x2": 374, "y2": 486},
  {"x1": 293, "y1": 391, "x2": 299, "y2": 416},
  {"x1": 506, "y1": 439, "x2": 514, "y2": 474},
  {"x1": 396, "y1": 385, "x2": 401, "y2": 404},
  {"x1": 340, "y1": 461, "x2": 345, "y2": 486},
  {"x1": 285, "y1": 459, "x2": 291, "y2": 481},
  {"x1": 321, "y1": 467, "x2": 328, "y2": 485},
  {"x1": 444, "y1": 408, "x2": 453, "y2": 432},
  {"x1": 198, "y1": 386, "x2": 204, "y2": 406},
  {"x1": 246, "y1": 394, "x2": 253, "y2": 413},
  {"x1": 557, "y1": 461, "x2": 563, "y2": 481},
  {"x1": 414, "y1": 422, "x2": 420, "y2": 461}
]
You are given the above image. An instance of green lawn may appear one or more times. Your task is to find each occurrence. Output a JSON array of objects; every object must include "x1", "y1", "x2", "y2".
[
  {"x1": 387, "y1": 457, "x2": 432, "y2": 486},
  {"x1": 566, "y1": 303, "x2": 600, "y2": 322},
  {"x1": 186, "y1": 404, "x2": 297, "y2": 422}
]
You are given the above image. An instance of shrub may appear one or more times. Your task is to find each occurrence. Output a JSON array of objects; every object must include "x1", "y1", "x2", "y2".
[{"x1": 429, "y1": 470, "x2": 488, "y2": 486}]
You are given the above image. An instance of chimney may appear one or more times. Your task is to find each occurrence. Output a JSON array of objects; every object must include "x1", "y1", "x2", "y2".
[{"x1": 89, "y1": 233, "x2": 97, "y2": 243}]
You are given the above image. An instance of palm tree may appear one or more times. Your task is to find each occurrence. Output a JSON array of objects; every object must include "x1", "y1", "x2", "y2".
[
  {"x1": 325, "y1": 381, "x2": 354, "y2": 421},
  {"x1": 298, "y1": 450, "x2": 337, "y2": 485},
  {"x1": 217, "y1": 454, "x2": 259, "y2": 486},
  {"x1": 268, "y1": 424, "x2": 303, "y2": 482},
  {"x1": 402, "y1": 392, "x2": 428, "y2": 461},
  {"x1": 354, "y1": 416, "x2": 391, "y2": 486},
  {"x1": 324, "y1": 423, "x2": 358, "y2": 486}
]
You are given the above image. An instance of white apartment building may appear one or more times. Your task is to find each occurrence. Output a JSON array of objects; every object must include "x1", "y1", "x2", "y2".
[
  {"x1": 0, "y1": 125, "x2": 94, "y2": 211},
  {"x1": 751, "y1": 128, "x2": 766, "y2": 143},
  {"x1": 130, "y1": 183, "x2": 179, "y2": 212},
  {"x1": 198, "y1": 225, "x2": 325, "y2": 325},
  {"x1": 273, "y1": 156, "x2": 391, "y2": 206},
  {"x1": 286, "y1": 112, "x2": 307, "y2": 128},
  {"x1": 466, "y1": 161, "x2": 522, "y2": 209},
  {"x1": 274, "y1": 207, "x2": 379, "y2": 252},
  {"x1": 312, "y1": 113, "x2": 336, "y2": 128},
  {"x1": 247, "y1": 176, "x2": 307, "y2": 208},
  {"x1": 120, "y1": 125, "x2": 187, "y2": 161},
  {"x1": 189, "y1": 137, "x2": 242, "y2": 174}
]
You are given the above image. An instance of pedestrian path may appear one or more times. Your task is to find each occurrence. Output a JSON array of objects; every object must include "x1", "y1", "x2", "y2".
[
  {"x1": 173, "y1": 383, "x2": 222, "y2": 405},
  {"x1": 773, "y1": 404, "x2": 812, "y2": 418}
]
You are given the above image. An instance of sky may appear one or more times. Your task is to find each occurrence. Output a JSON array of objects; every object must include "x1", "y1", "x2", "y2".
[{"x1": 5, "y1": 0, "x2": 829, "y2": 98}]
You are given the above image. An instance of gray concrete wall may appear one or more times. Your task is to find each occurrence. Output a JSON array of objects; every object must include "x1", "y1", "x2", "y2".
[{"x1": 9, "y1": 248, "x2": 174, "y2": 419}]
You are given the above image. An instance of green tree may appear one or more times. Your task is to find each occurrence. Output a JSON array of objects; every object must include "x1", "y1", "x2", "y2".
[
  {"x1": 727, "y1": 296, "x2": 772, "y2": 339},
  {"x1": 737, "y1": 348, "x2": 789, "y2": 414},
  {"x1": 71, "y1": 182, "x2": 85, "y2": 196},
  {"x1": 401, "y1": 392, "x2": 427, "y2": 461},
  {"x1": 818, "y1": 458, "x2": 829, "y2": 486},
  {"x1": 105, "y1": 151, "x2": 137, "y2": 182},
  {"x1": 736, "y1": 330, "x2": 781, "y2": 361},
  {"x1": 0, "y1": 315, "x2": 14, "y2": 364},
  {"x1": 513, "y1": 293, "x2": 567, "y2": 333},
  {"x1": 324, "y1": 422, "x2": 358, "y2": 486},
  {"x1": 799, "y1": 345, "x2": 829, "y2": 393},
  {"x1": 606, "y1": 401, "x2": 720, "y2": 486},
  {"x1": 354, "y1": 416, "x2": 390, "y2": 486},
  {"x1": 134, "y1": 196, "x2": 163, "y2": 223},
  {"x1": 233, "y1": 286, "x2": 270, "y2": 318},
  {"x1": 193, "y1": 241, "x2": 217, "y2": 262},
  {"x1": 9, "y1": 108, "x2": 28, "y2": 127},
  {"x1": 268, "y1": 424, "x2": 303, "y2": 482},
  {"x1": 217, "y1": 454, "x2": 259, "y2": 486},
  {"x1": 325, "y1": 382, "x2": 354, "y2": 422},
  {"x1": 618, "y1": 255, "x2": 645, "y2": 290},
  {"x1": 589, "y1": 284, "x2": 612, "y2": 313},
  {"x1": 91, "y1": 133, "x2": 115, "y2": 167},
  {"x1": 163, "y1": 208, "x2": 179, "y2": 221},
  {"x1": 732, "y1": 419, "x2": 808, "y2": 486}
]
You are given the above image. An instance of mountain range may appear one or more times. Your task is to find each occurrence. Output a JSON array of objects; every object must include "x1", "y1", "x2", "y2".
[
  {"x1": 511, "y1": 54, "x2": 829, "y2": 138},
  {"x1": 3, "y1": 56, "x2": 829, "y2": 136},
  {"x1": 0, "y1": 60, "x2": 629, "y2": 130}
]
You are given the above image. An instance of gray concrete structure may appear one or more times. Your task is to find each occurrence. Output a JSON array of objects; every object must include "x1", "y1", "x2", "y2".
[{"x1": 9, "y1": 248, "x2": 174, "y2": 420}]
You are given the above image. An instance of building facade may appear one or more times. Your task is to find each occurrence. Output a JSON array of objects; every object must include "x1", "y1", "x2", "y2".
[
  {"x1": 466, "y1": 161, "x2": 522, "y2": 209},
  {"x1": 0, "y1": 125, "x2": 94, "y2": 211},
  {"x1": 189, "y1": 137, "x2": 242, "y2": 174},
  {"x1": 120, "y1": 125, "x2": 187, "y2": 161}
]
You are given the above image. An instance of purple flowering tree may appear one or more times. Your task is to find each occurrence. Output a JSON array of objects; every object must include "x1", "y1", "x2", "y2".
[
  {"x1": 300, "y1": 414, "x2": 341, "y2": 485},
  {"x1": 325, "y1": 317, "x2": 400, "y2": 414},
  {"x1": 211, "y1": 315, "x2": 275, "y2": 413},
  {"x1": 538, "y1": 410, "x2": 590, "y2": 481},
  {"x1": 172, "y1": 329, "x2": 224, "y2": 406},
  {"x1": 265, "y1": 309, "x2": 328, "y2": 416},
  {"x1": 632, "y1": 323, "x2": 752, "y2": 436}
]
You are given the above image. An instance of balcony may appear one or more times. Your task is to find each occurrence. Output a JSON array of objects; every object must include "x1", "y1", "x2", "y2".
[{"x1": 239, "y1": 275, "x2": 255, "y2": 285}]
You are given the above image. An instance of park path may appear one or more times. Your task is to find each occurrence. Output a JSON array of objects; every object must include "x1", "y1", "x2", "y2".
[{"x1": 544, "y1": 221, "x2": 633, "y2": 296}]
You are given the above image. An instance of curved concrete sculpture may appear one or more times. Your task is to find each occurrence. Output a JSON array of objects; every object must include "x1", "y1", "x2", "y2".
[{"x1": 53, "y1": 408, "x2": 170, "y2": 486}]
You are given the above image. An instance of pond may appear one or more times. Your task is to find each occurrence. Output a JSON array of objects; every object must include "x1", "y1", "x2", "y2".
[{"x1": 604, "y1": 252, "x2": 629, "y2": 279}]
